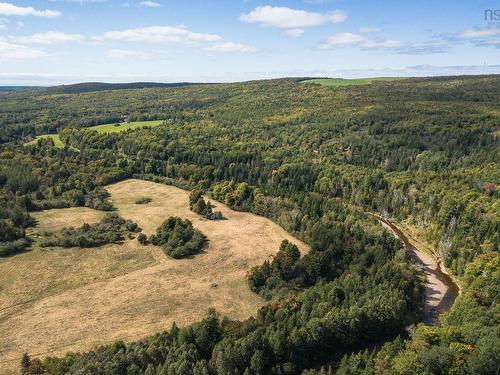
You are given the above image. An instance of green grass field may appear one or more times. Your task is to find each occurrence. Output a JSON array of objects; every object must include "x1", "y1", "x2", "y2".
[
  {"x1": 90, "y1": 120, "x2": 164, "y2": 133},
  {"x1": 25, "y1": 134, "x2": 64, "y2": 148},
  {"x1": 24, "y1": 120, "x2": 164, "y2": 148},
  {"x1": 302, "y1": 77, "x2": 404, "y2": 87}
]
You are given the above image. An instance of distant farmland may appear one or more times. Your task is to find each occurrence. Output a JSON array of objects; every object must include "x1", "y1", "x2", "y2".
[{"x1": 24, "y1": 120, "x2": 164, "y2": 148}]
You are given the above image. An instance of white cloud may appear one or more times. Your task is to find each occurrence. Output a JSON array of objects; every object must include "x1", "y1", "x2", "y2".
[
  {"x1": 326, "y1": 32, "x2": 366, "y2": 45},
  {"x1": 459, "y1": 27, "x2": 500, "y2": 39},
  {"x1": 284, "y1": 28, "x2": 304, "y2": 38},
  {"x1": 474, "y1": 39, "x2": 500, "y2": 48},
  {"x1": 0, "y1": 2, "x2": 61, "y2": 17},
  {"x1": 140, "y1": 1, "x2": 161, "y2": 8},
  {"x1": 15, "y1": 31, "x2": 85, "y2": 44},
  {"x1": 359, "y1": 27, "x2": 381, "y2": 33},
  {"x1": 101, "y1": 25, "x2": 254, "y2": 53},
  {"x1": 362, "y1": 39, "x2": 401, "y2": 49},
  {"x1": 205, "y1": 42, "x2": 257, "y2": 53},
  {"x1": 240, "y1": 6, "x2": 346, "y2": 34},
  {"x1": 322, "y1": 26, "x2": 500, "y2": 54},
  {"x1": 454, "y1": 26, "x2": 500, "y2": 48},
  {"x1": 102, "y1": 26, "x2": 222, "y2": 43},
  {"x1": 0, "y1": 37, "x2": 47, "y2": 60},
  {"x1": 107, "y1": 48, "x2": 150, "y2": 59},
  {"x1": 426, "y1": 26, "x2": 500, "y2": 49},
  {"x1": 396, "y1": 41, "x2": 448, "y2": 54},
  {"x1": 321, "y1": 32, "x2": 448, "y2": 54}
]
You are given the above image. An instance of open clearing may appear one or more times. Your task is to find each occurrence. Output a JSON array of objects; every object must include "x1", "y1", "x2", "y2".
[
  {"x1": 0, "y1": 179, "x2": 308, "y2": 373},
  {"x1": 302, "y1": 77, "x2": 403, "y2": 87},
  {"x1": 24, "y1": 134, "x2": 64, "y2": 148},
  {"x1": 24, "y1": 120, "x2": 164, "y2": 148},
  {"x1": 90, "y1": 119, "x2": 164, "y2": 133}
]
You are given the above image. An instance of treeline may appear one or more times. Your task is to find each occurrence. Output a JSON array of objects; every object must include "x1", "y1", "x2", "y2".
[
  {"x1": 38, "y1": 81, "x2": 203, "y2": 95},
  {"x1": 0, "y1": 145, "x2": 122, "y2": 256},
  {"x1": 247, "y1": 210, "x2": 403, "y2": 301}
]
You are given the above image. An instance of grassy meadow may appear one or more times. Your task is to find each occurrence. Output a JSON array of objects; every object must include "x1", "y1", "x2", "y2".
[
  {"x1": 25, "y1": 134, "x2": 64, "y2": 148},
  {"x1": 90, "y1": 119, "x2": 164, "y2": 133},
  {"x1": 24, "y1": 120, "x2": 164, "y2": 148},
  {"x1": 0, "y1": 179, "x2": 308, "y2": 373}
]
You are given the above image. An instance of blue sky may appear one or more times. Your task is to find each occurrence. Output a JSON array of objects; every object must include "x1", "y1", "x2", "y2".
[{"x1": 1, "y1": 0, "x2": 500, "y2": 84}]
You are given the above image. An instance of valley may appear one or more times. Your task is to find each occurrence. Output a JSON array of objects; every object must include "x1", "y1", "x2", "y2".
[{"x1": 0, "y1": 76, "x2": 497, "y2": 374}]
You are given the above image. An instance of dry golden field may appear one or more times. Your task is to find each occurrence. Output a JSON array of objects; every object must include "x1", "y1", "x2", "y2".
[{"x1": 0, "y1": 179, "x2": 308, "y2": 374}]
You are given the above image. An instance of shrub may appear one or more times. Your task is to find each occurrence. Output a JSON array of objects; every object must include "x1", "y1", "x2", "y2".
[
  {"x1": 189, "y1": 189, "x2": 223, "y2": 220},
  {"x1": 137, "y1": 233, "x2": 148, "y2": 245},
  {"x1": 0, "y1": 237, "x2": 31, "y2": 256},
  {"x1": 135, "y1": 197, "x2": 152, "y2": 204}
]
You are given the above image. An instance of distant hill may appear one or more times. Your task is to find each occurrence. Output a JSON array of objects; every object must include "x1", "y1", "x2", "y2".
[
  {"x1": 39, "y1": 82, "x2": 206, "y2": 95},
  {"x1": 0, "y1": 86, "x2": 40, "y2": 93}
]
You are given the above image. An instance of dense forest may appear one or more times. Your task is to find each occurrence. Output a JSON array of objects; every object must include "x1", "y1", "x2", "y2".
[{"x1": 0, "y1": 75, "x2": 498, "y2": 374}]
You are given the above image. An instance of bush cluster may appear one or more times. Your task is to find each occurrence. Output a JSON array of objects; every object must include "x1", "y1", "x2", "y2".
[
  {"x1": 189, "y1": 190, "x2": 223, "y2": 220},
  {"x1": 41, "y1": 213, "x2": 141, "y2": 248},
  {"x1": 149, "y1": 216, "x2": 207, "y2": 258},
  {"x1": 135, "y1": 197, "x2": 152, "y2": 204}
]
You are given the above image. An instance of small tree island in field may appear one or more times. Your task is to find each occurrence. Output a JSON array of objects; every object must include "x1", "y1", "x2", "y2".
[
  {"x1": 41, "y1": 213, "x2": 141, "y2": 248},
  {"x1": 149, "y1": 216, "x2": 207, "y2": 259}
]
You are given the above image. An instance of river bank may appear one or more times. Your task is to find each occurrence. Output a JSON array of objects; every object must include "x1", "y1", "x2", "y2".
[{"x1": 372, "y1": 214, "x2": 461, "y2": 325}]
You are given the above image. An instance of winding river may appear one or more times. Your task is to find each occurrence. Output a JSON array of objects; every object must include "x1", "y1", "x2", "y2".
[{"x1": 373, "y1": 214, "x2": 460, "y2": 325}]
